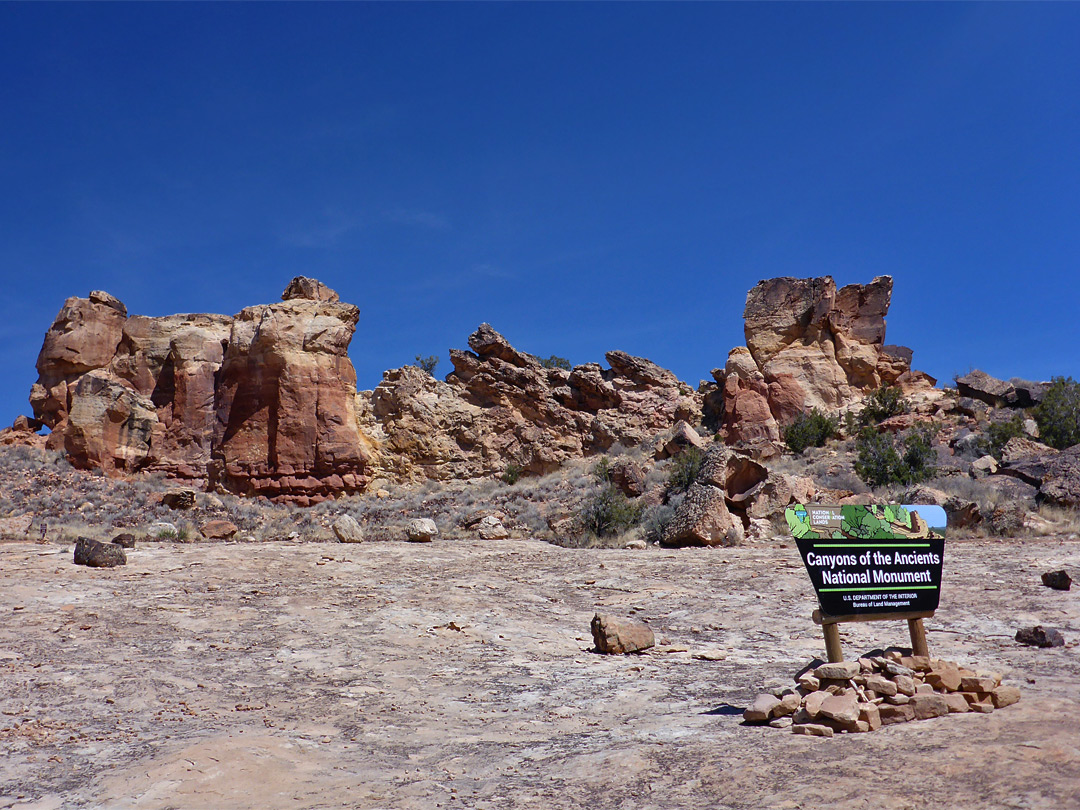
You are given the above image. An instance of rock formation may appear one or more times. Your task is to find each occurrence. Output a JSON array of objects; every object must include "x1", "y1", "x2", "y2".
[
  {"x1": 661, "y1": 443, "x2": 816, "y2": 547},
  {"x1": 16, "y1": 273, "x2": 950, "y2": 503},
  {"x1": 26, "y1": 278, "x2": 374, "y2": 503},
  {"x1": 208, "y1": 289, "x2": 375, "y2": 504},
  {"x1": 21, "y1": 280, "x2": 705, "y2": 498},
  {"x1": 707, "y1": 276, "x2": 936, "y2": 450},
  {"x1": 363, "y1": 323, "x2": 701, "y2": 482}
]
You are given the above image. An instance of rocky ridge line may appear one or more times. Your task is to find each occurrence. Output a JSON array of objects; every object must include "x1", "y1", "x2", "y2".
[{"x1": 9, "y1": 274, "x2": 936, "y2": 502}]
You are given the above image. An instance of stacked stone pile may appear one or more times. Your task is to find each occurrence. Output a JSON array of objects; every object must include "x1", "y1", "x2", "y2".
[{"x1": 744, "y1": 653, "x2": 1020, "y2": 737}]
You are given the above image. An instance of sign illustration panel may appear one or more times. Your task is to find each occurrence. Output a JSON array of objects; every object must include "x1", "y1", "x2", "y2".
[{"x1": 786, "y1": 504, "x2": 947, "y2": 617}]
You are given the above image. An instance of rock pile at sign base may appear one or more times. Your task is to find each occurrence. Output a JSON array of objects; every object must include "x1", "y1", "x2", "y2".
[{"x1": 744, "y1": 653, "x2": 1019, "y2": 734}]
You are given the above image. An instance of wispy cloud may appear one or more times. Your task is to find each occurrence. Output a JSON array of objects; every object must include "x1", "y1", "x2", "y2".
[
  {"x1": 402, "y1": 262, "x2": 519, "y2": 293},
  {"x1": 384, "y1": 208, "x2": 452, "y2": 232},
  {"x1": 280, "y1": 210, "x2": 365, "y2": 249}
]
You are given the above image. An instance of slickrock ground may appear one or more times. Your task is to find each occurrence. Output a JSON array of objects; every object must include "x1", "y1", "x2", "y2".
[{"x1": 2, "y1": 536, "x2": 1078, "y2": 810}]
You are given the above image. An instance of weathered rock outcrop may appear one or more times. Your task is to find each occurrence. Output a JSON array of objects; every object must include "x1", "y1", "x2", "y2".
[
  {"x1": 706, "y1": 276, "x2": 935, "y2": 450},
  {"x1": 27, "y1": 278, "x2": 375, "y2": 503},
  {"x1": 112, "y1": 313, "x2": 233, "y2": 478},
  {"x1": 661, "y1": 443, "x2": 816, "y2": 546},
  {"x1": 20, "y1": 274, "x2": 948, "y2": 502},
  {"x1": 364, "y1": 323, "x2": 701, "y2": 482},
  {"x1": 208, "y1": 288, "x2": 375, "y2": 504},
  {"x1": 25, "y1": 281, "x2": 704, "y2": 497},
  {"x1": 30, "y1": 291, "x2": 129, "y2": 433},
  {"x1": 955, "y1": 370, "x2": 1048, "y2": 409}
]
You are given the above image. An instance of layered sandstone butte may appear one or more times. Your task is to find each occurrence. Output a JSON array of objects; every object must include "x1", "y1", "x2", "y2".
[
  {"x1": 27, "y1": 278, "x2": 373, "y2": 503},
  {"x1": 363, "y1": 323, "x2": 702, "y2": 482},
  {"x1": 208, "y1": 286, "x2": 375, "y2": 503},
  {"x1": 709, "y1": 276, "x2": 935, "y2": 447}
]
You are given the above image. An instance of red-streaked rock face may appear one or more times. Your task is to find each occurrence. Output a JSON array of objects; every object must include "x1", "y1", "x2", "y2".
[
  {"x1": 209, "y1": 292, "x2": 375, "y2": 504},
  {"x1": 112, "y1": 313, "x2": 234, "y2": 479},
  {"x1": 28, "y1": 278, "x2": 377, "y2": 503},
  {"x1": 31, "y1": 291, "x2": 128, "y2": 429}
]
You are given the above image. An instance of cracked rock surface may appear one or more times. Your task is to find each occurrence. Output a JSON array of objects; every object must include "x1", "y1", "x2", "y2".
[{"x1": 1, "y1": 536, "x2": 1078, "y2": 809}]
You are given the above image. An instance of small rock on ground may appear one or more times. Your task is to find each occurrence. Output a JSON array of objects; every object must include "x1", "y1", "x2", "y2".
[{"x1": 1015, "y1": 626, "x2": 1065, "y2": 648}]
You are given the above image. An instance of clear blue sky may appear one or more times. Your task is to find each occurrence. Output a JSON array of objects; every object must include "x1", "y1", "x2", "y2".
[{"x1": 3, "y1": 3, "x2": 1079, "y2": 426}]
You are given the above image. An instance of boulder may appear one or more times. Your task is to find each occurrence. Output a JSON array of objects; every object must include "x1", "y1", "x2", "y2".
[
  {"x1": 476, "y1": 515, "x2": 510, "y2": 540},
  {"x1": 607, "y1": 458, "x2": 646, "y2": 498},
  {"x1": 878, "y1": 703, "x2": 914, "y2": 725},
  {"x1": 910, "y1": 693, "x2": 949, "y2": 720},
  {"x1": 660, "y1": 483, "x2": 741, "y2": 547},
  {"x1": 743, "y1": 694, "x2": 782, "y2": 724},
  {"x1": 818, "y1": 691, "x2": 860, "y2": 724},
  {"x1": 657, "y1": 421, "x2": 705, "y2": 460},
  {"x1": 1038, "y1": 446, "x2": 1080, "y2": 508},
  {"x1": 332, "y1": 514, "x2": 364, "y2": 544},
  {"x1": 1009, "y1": 379, "x2": 1049, "y2": 408},
  {"x1": 73, "y1": 537, "x2": 127, "y2": 568},
  {"x1": 955, "y1": 370, "x2": 1014, "y2": 408},
  {"x1": 405, "y1": 518, "x2": 438, "y2": 542},
  {"x1": 200, "y1": 519, "x2": 238, "y2": 540},
  {"x1": 943, "y1": 693, "x2": 971, "y2": 713},
  {"x1": 970, "y1": 455, "x2": 998, "y2": 479},
  {"x1": 1041, "y1": 570, "x2": 1072, "y2": 591},
  {"x1": 162, "y1": 490, "x2": 197, "y2": 510},
  {"x1": 991, "y1": 686, "x2": 1022, "y2": 708},
  {"x1": 925, "y1": 664, "x2": 962, "y2": 693},
  {"x1": 864, "y1": 675, "x2": 897, "y2": 697},
  {"x1": 988, "y1": 503, "x2": 1026, "y2": 537},
  {"x1": 111, "y1": 533, "x2": 137, "y2": 549},
  {"x1": 1001, "y1": 437, "x2": 1054, "y2": 465},
  {"x1": 590, "y1": 614, "x2": 655, "y2": 654},
  {"x1": 814, "y1": 661, "x2": 861, "y2": 680},
  {"x1": 802, "y1": 690, "x2": 828, "y2": 719},
  {"x1": 951, "y1": 429, "x2": 985, "y2": 460},
  {"x1": 791, "y1": 723, "x2": 834, "y2": 737},
  {"x1": 1015, "y1": 626, "x2": 1065, "y2": 648}
]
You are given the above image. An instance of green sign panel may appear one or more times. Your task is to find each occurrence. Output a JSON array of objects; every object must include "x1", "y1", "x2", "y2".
[{"x1": 786, "y1": 504, "x2": 947, "y2": 617}]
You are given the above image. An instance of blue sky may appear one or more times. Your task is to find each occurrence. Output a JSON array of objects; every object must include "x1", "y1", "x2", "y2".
[{"x1": 3, "y1": 3, "x2": 1079, "y2": 426}]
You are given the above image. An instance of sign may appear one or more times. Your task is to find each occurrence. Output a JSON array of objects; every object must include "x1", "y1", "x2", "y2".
[{"x1": 786, "y1": 504, "x2": 947, "y2": 617}]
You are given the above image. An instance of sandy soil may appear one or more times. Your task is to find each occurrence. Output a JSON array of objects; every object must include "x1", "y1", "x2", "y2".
[{"x1": 1, "y1": 536, "x2": 1078, "y2": 810}]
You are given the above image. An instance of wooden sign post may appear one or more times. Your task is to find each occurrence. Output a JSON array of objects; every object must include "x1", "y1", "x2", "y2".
[{"x1": 786, "y1": 504, "x2": 947, "y2": 663}]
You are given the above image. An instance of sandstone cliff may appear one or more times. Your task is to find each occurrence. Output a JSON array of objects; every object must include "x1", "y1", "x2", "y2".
[
  {"x1": 26, "y1": 278, "x2": 373, "y2": 504},
  {"x1": 705, "y1": 276, "x2": 936, "y2": 450},
  {"x1": 17, "y1": 273, "x2": 938, "y2": 500}
]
